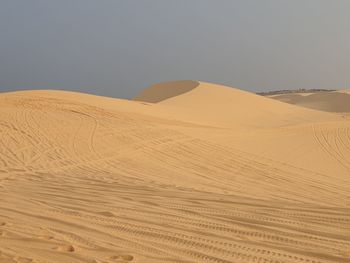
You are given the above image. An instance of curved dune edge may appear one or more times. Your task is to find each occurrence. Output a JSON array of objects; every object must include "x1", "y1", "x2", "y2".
[
  {"x1": 133, "y1": 80, "x2": 200, "y2": 103},
  {"x1": 150, "y1": 81, "x2": 340, "y2": 129},
  {"x1": 0, "y1": 82, "x2": 350, "y2": 263}
]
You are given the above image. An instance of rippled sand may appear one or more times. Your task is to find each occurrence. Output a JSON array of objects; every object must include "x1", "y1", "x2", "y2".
[{"x1": 1, "y1": 81, "x2": 350, "y2": 263}]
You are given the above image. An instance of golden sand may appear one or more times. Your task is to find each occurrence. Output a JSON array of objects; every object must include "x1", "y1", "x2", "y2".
[{"x1": 0, "y1": 81, "x2": 350, "y2": 262}]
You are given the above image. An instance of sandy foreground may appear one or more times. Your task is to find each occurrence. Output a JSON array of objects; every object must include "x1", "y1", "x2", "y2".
[{"x1": 0, "y1": 81, "x2": 350, "y2": 263}]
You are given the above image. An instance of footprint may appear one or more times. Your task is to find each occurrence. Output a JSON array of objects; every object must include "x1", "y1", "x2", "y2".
[
  {"x1": 55, "y1": 245, "x2": 75, "y2": 252},
  {"x1": 0, "y1": 222, "x2": 12, "y2": 227},
  {"x1": 97, "y1": 211, "x2": 115, "y2": 217},
  {"x1": 110, "y1": 254, "x2": 133, "y2": 262},
  {"x1": 37, "y1": 235, "x2": 54, "y2": 240}
]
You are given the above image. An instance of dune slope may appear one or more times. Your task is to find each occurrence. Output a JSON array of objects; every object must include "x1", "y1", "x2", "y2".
[
  {"x1": 267, "y1": 90, "x2": 350, "y2": 113},
  {"x1": 136, "y1": 81, "x2": 342, "y2": 128},
  {"x1": 1, "y1": 82, "x2": 350, "y2": 263}
]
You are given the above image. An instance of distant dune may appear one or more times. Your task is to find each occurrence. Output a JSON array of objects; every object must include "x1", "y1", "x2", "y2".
[
  {"x1": 339, "y1": 88, "x2": 350, "y2": 94},
  {"x1": 266, "y1": 89, "x2": 350, "y2": 113},
  {"x1": 1, "y1": 81, "x2": 350, "y2": 263}
]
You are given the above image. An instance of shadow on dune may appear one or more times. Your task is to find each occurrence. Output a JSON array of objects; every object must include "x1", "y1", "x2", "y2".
[{"x1": 133, "y1": 80, "x2": 200, "y2": 103}]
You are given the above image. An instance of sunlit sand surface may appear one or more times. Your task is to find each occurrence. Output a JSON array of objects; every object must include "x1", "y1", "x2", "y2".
[{"x1": 1, "y1": 81, "x2": 350, "y2": 262}]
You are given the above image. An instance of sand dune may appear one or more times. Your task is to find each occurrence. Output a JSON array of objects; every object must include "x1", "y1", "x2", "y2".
[
  {"x1": 1, "y1": 81, "x2": 350, "y2": 263},
  {"x1": 338, "y1": 88, "x2": 350, "y2": 95},
  {"x1": 267, "y1": 89, "x2": 350, "y2": 113},
  {"x1": 141, "y1": 81, "x2": 338, "y2": 127}
]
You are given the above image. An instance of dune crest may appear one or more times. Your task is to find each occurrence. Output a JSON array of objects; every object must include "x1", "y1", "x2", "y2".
[
  {"x1": 133, "y1": 80, "x2": 199, "y2": 103},
  {"x1": 145, "y1": 81, "x2": 339, "y2": 129}
]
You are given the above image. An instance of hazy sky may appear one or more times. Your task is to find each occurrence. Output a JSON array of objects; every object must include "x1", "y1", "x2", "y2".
[{"x1": 1, "y1": 0, "x2": 350, "y2": 98}]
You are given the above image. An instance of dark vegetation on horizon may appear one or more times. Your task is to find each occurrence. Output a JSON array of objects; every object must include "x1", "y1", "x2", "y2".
[{"x1": 257, "y1": 89, "x2": 336, "y2": 96}]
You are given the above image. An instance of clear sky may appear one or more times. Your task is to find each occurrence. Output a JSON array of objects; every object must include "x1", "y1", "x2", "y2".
[{"x1": 1, "y1": 0, "x2": 349, "y2": 98}]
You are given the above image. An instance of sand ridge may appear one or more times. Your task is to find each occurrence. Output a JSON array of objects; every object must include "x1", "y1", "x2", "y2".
[
  {"x1": 134, "y1": 80, "x2": 200, "y2": 103},
  {"x1": 1, "y1": 81, "x2": 350, "y2": 262}
]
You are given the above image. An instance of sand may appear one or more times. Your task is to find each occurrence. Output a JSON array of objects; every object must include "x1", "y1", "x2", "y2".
[
  {"x1": 0, "y1": 81, "x2": 350, "y2": 263},
  {"x1": 267, "y1": 89, "x2": 350, "y2": 113}
]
